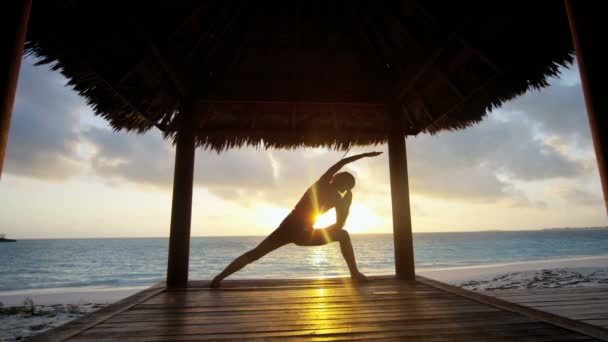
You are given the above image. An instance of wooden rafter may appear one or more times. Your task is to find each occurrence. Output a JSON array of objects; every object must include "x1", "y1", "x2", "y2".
[
  {"x1": 197, "y1": 127, "x2": 390, "y2": 138},
  {"x1": 436, "y1": 67, "x2": 464, "y2": 99},
  {"x1": 411, "y1": 0, "x2": 502, "y2": 74},
  {"x1": 348, "y1": 7, "x2": 394, "y2": 82},
  {"x1": 394, "y1": 48, "x2": 444, "y2": 103},
  {"x1": 147, "y1": 41, "x2": 186, "y2": 96},
  {"x1": 356, "y1": 5, "x2": 403, "y2": 75},
  {"x1": 290, "y1": 106, "x2": 297, "y2": 129},
  {"x1": 85, "y1": 65, "x2": 168, "y2": 132},
  {"x1": 423, "y1": 75, "x2": 498, "y2": 132},
  {"x1": 118, "y1": 3, "x2": 212, "y2": 87}
]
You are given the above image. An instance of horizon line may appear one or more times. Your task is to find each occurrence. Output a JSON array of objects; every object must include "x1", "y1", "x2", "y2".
[{"x1": 9, "y1": 226, "x2": 608, "y2": 240}]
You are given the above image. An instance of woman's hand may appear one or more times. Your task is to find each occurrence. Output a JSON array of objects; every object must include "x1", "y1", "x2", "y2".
[{"x1": 343, "y1": 190, "x2": 353, "y2": 204}]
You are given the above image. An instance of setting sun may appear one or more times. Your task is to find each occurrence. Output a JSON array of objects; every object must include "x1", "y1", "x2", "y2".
[{"x1": 313, "y1": 202, "x2": 380, "y2": 234}]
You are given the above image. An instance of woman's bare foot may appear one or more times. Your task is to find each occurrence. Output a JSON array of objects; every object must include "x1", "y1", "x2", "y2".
[
  {"x1": 209, "y1": 276, "x2": 222, "y2": 289},
  {"x1": 351, "y1": 272, "x2": 371, "y2": 283}
]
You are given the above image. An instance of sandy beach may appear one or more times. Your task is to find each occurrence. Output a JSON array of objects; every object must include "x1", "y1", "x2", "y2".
[
  {"x1": 2, "y1": 255, "x2": 607, "y2": 341},
  {"x1": 0, "y1": 288, "x2": 142, "y2": 342}
]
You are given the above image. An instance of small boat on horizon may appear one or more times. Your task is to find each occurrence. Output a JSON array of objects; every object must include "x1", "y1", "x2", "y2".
[{"x1": 0, "y1": 234, "x2": 16, "y2": 242}]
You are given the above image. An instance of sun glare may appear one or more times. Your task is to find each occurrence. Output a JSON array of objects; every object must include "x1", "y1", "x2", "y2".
[{"x1": 313, "y1": 202, "x2": 379, "y2": 234}]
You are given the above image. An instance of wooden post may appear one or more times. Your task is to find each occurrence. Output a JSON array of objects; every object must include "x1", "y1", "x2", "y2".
[
  {"x1": 166, "y1": 112, "x2": 196, "y2": 288},
  {"x1": 388, "y1": 109, "x2": 415, "y2": 280},
  {"x1": 1, "y1": 0, "x2": 32, "y2": 179},
  {"x1": 565, "y1": 1, "x2": 608, "y2": 215}
]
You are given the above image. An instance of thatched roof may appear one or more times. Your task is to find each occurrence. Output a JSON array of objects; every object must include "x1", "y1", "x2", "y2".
[{"x1": 25, "y1": 1, "x2": 573, "y2": 151}]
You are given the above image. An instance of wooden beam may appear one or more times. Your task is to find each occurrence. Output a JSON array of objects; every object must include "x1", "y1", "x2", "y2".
[
  {"x1": 87, "y1": 68, "x2": 168, "y2": 132},
  {"x1": 356, "y1": 7, "x2": 402, "y2": 75},
  {"x1": 199, "y1": 100, "x2": 387, "y2": 107},
  {"x1": 147, "y1": 41, "x2": 187, "y2": 96},
  {"x1": 118, "y1": 3, "x2": 213, "y2": 87},
  {"x1": 197, "y1": 127, "x2": 397, "y2": 138},
  {"x1": 290, "y1": 106, "x2": 297, "y2": 129},
  {"x1": 411, "y1": 89, "x2": 433, "y2": 122},
  {"x1": 565, "y1": 0, "x2": 608, "y2": 215},
  {"x1": 422, "y1": 75, "x2": 497, "y2": 133},
  {"x1": 0, "y1": 0, "x2": 31, "y2": 179},
  {"x1": 411, "y1": 0, "x2": 501, "y2": 74},
  {"x1": 331, "y1": 105, "x2": 339, "y2": 130},
  {"x1": 388, "y1": 108, "x2": 415, "y2": 280},
  {"x1": 166, "y1": 110, "x2": 197, "y2": 289},
  {"x1": 436, "y1": 67, "x2": 464, "y2": 99},
  {"x1": 394, "y1": 48, "x2": 444, "y2": 103}
]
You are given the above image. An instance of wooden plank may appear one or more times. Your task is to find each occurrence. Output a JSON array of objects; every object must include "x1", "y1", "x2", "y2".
[
  {"x1": 28, "y1": 282, "x2": 165, "y2": 342},
  {"x1": 75, "y1": 317, "x2": 535, "y2": 338},
  {"x1": 538, "y1": 307, "x2": 608, "y2": 316},
  {"x1": 103, "y1": 306, "x2": 504, "y2": 325},
  {"x1": 586, "y1": 319, "x2": 608, "y2": 326},
  {"x1": 84, "y1": 314, "x2": 534, "y2": 335},
  {"x1": 98, "y1": 310, "x2": 511, "y2": 328},
  {"x1": 487, "y1": 287, "x2": 608, "y2": 330},
  {"x1": 418, "y1": 276, "x2": 608, "y2": 341},
  {"x1": 123, "y1": 300, "x2": 496, "y2": 315},
  {"x1": 70, "y1": 332, "x2": 597, "y2": 342},
  {"x1": 39, "y1": 278, "x2": 603, "y2": 341},
  {"x1": 105, "y1": 303, "x2": 502, "y2": 320},
  {"x1": 69, "y1": 323, "x2": 590, "y2": 341},
  {"x1": 530, "y1": 303, "x2": 608, "y2": 311},
  {"x1": 146, "y1": 291, "x2": 452, "y2": 304},
  {"x1": 143, "y1": 291, "x2": 463, "y2": 305},
  {"x1": 150, "y1": 286, "x2": 445, "y2": 299}
]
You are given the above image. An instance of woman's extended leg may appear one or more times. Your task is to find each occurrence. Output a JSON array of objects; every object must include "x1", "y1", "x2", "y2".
[
  {"x1": 298, "y1": 228, "x2": 369, "y2": 282},
  {"x1": 210, "y1": 231, "x2": 288, "y2": 288}
]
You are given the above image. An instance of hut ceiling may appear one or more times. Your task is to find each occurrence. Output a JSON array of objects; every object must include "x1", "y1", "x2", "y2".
[{"x1": 25, "y1": 1, "x2": 573, "y2": 150}]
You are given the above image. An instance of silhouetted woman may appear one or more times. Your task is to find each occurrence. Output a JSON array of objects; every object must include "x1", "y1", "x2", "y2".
[{"x1": 210, "y1": 151, "x2": 383, "y2": 288}]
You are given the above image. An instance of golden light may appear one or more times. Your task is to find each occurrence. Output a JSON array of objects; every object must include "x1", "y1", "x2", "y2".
[
  {"x1": 307, "y1": 246, "x2": 328, "y2": 268},
  {"x1": 313, "y1": 201, "x2": 380, "y2": 234}
]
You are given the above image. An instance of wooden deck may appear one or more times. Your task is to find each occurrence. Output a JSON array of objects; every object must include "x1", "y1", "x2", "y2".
[
  {"x1": 486, "y1": 287, "x2": 608, "y2": 329},
  {"x1": 31, "y1": 277, "x2": 608, "y2": 342}
]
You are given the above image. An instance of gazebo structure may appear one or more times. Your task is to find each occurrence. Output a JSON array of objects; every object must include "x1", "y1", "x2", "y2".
[
  {"x1": 2, "y1": 1, "x2": 605, "y2": 287},
  {"x1": 2, "y1": 1, "x2": 608, "y2": 340}
]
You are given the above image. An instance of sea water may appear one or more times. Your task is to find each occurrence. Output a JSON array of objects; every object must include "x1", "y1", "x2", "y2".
[{"x1": 1, "y1": 229, "x2": 607, "y2": 293}]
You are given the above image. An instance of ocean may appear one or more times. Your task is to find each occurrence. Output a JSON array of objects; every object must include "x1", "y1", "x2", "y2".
[{"x1": 1, "y1": 229, "x2": 607, "y2": 294}]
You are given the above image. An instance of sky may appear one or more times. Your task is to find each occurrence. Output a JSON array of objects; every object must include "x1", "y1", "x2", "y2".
[{"x1": 0, "y1": 57, "x2": 606, "y2": 239}]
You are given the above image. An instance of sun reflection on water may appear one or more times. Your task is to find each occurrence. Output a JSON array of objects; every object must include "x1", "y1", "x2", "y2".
[{"x1": 308, "y1": 246, "x2": 328, "y2": 268}]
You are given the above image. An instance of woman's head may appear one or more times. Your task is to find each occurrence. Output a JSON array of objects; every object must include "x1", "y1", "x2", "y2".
[{"x1": 332, "y1": 172, "x2": 355, "y2": 192}]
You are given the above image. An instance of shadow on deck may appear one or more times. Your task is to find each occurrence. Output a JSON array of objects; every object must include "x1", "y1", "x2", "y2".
[{"x1": 29, "y1": 276, "x2": 608, "y2": 341}]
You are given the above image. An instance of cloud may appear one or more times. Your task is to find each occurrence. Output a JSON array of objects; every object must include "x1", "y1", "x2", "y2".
[
  {"x1": 500, "y1": 75, "x2": 590, "y2": 146},
  {"x1": 557, "y1": 188, "x2": 603, "y2": 206},
  {"x1": 400, "y1": 67, "x2": 589, "y2": 202},
  {"x1": 83, "y1": 126, "x2": 277, "y2": 196},
  {"x1": 4, "y1": 58, "x2": 88, "y2": 180}
]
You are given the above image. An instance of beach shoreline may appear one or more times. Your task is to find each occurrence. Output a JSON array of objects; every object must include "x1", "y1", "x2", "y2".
[{"x1": 2, "y1": 254, "x2": 607, "y2": 341}]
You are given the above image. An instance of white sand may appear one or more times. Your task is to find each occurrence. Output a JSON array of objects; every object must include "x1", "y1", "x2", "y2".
[
  {"x1": 0, "y1": 287, "x2": 143, "y2": 307},
  {"x1": 2, "y1": 255, "x2": 607, "y2": 341},
  {"x1": 418, "y1": 255, "x2": 608, "y2": 290},
  {"x1": 0, "y1": 288, "x2": 142, "y2": 342}
]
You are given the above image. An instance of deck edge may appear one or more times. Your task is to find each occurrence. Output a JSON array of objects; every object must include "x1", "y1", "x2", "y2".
[
  {"x1": 26, "y1": 282, "x2": 166, "y2": 342},
  {"x1": 417, "y1": 275, "x2": 608, "y2": 341}
]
